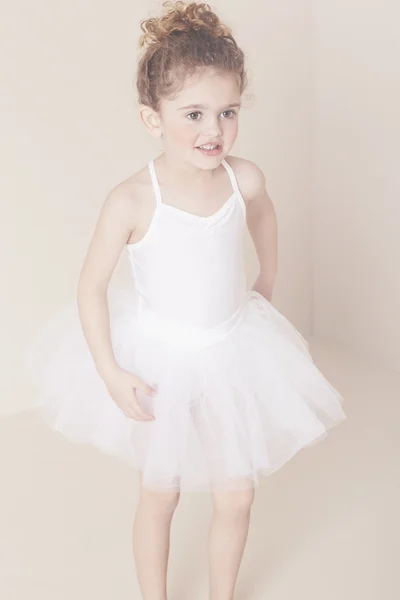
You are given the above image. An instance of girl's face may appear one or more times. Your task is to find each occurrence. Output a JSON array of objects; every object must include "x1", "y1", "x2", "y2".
[{"x1": 156, "y1": 68, "x2": 242, "y2": 168}]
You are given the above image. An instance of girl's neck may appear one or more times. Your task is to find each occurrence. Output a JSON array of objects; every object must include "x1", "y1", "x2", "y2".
[{"x1": 155, "y1": 152, "x2": 218, "y2": 188}]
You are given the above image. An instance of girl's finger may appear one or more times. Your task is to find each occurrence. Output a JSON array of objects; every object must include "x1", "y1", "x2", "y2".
[
  {"x1": 124, "y1": 406, "x2": 153, "y2": 422},
  {"x1": 134, "y1": 377, "x2": 157, "y2": 397},
  {"x1": 130, "y1": 393, "x2": 155, "y2": 421}
]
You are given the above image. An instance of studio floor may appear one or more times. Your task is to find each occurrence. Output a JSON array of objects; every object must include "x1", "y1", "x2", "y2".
[{"x1": 1, "y1": 337, "x2": 398, "y2": 600}]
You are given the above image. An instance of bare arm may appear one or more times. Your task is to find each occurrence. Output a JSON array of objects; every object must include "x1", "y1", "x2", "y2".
[
  {"x1": 245, "y1": 163, "x2": 278, "y2": 302},
  {"x1": 77, "y1": 185, "x2": 134, "y2": 378}
]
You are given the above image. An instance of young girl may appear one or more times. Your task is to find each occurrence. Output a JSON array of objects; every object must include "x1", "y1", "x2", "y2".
[{"x1": 26, "y1": 2, "x2": 346, "y2": 599}]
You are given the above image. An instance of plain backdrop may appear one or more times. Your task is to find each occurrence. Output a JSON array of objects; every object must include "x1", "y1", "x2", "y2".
[
  {"x1": 1, "y1": 0, "x2": 399, "y2": 417},
  {"x1": 1, "y1": 3, "x2": 399, "y2": 599}
]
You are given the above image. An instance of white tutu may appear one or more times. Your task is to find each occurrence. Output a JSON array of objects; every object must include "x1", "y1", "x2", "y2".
[{"x1": 25, "y1": 287, "x2": 346, "y2": 493}]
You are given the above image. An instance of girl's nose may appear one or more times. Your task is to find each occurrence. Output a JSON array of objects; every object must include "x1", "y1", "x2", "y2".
[{"x1": 203, "y1": 117, "x2": 223, "y2": 137}]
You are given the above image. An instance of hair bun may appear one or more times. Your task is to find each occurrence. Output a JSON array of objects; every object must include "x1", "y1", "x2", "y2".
[{"x1": 139, "y1": 1, "x2": 232, "y2": 49}]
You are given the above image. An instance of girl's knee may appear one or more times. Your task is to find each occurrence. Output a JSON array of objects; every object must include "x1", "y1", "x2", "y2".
[
  {"x1": 138, "y1": 476, "x2": 180, "y2": 516},
  {"x1": 212, "y1": 486, "x2": 255, "y2": 516}
]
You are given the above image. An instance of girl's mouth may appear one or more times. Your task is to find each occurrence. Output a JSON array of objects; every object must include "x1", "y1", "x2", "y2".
[{"x1": 195, "y1": 144, "x2": 222, "y2": 156}]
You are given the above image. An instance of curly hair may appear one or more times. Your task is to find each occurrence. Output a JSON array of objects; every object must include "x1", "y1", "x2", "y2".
[{"x1": 136, "y1": 1, "x2": 247, "y2": 112}]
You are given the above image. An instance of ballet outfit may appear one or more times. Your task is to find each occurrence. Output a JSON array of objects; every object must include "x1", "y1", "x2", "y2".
[{"x1": 25, "y1": 158, "x2": 346, "y2": 493}]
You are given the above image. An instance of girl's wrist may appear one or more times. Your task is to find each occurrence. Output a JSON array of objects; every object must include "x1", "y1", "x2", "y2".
[
  {"x1": 251, "y1": 275, "x2": 274, "y2": 302},
  {"x1": 96, "y1": 360, "x2": 120, "y2": 380}
]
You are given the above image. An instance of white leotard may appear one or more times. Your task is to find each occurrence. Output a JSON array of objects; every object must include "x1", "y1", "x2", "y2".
[{"x1": 125, "y1": 158, "x2": 248, "y2": 345}]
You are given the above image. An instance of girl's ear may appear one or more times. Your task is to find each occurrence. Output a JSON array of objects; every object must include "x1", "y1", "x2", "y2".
[{"x1": 139, "y1": 105, "x2": 162, "y2": 139}]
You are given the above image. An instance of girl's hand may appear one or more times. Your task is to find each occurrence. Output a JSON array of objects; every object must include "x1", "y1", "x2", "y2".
[
  {"x1": 251, "y1": 274, "x2": 274, "y2": 302},
  {"x1": 101, "y1": 365, "x2": 157, "y2": 422}
]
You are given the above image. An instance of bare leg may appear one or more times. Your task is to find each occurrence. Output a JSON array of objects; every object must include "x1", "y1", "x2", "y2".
[
  {"x1": 132, "y1": 471, "x2": 180, "y2": 600},
  {"x1": 208, "y1": 483, "x2": 255, "y2": 600}
]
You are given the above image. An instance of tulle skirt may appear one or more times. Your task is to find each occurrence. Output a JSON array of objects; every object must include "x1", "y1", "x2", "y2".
[{"x1": 25, "y1": 289, "x2": 346, "y2": 493}]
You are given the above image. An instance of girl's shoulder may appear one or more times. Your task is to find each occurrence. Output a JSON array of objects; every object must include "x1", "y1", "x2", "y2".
[
  {"x1": 112, "y1": 161, "x2": 159, "y2": 213},
  {"x1": 224, "y1": 155, "x2": 267, "y2": 206},
  {"x1": 103, "y1": 164, "x2": 156, "y2": 246},
  {"x1": 113, "y1": 162, "x2": 152, "y2": 204}
]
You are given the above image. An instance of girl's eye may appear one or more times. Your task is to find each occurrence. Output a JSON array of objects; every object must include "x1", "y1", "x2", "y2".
[
  {"x1": 187, "y1": 112, "x2": 201, "y2": 121},
  {"x1": 222, "y1": 110, "x2": 236, "y2": 118}
]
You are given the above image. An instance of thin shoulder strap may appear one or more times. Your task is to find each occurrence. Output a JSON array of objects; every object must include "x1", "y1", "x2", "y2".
[
  {"x1": 222, "y1": 159, "x2": 246, "y2": 215},
  {"x1": 148, "y1": 159, "x2": 163, "y2": 206},
  {"x1": 221, "y1": 158, "x2": 239, "y2": 193}
]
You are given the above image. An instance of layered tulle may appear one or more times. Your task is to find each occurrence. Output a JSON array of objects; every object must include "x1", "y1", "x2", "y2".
[{"x1": 25, "y1": 289, "x2": 346, "y2": 493}]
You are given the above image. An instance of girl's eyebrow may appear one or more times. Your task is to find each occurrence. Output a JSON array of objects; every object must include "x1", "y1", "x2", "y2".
[{"x1": 178, "y1": 103, "x2": 241, "y2": 111}]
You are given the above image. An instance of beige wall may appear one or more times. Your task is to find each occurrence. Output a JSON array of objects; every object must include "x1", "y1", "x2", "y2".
[
  {"x1": 2, "y1": 1, "x2": 313, "y2": 416},
  {"x1": 312, "y1": 0, "x2": 400, "y2": 371}
]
